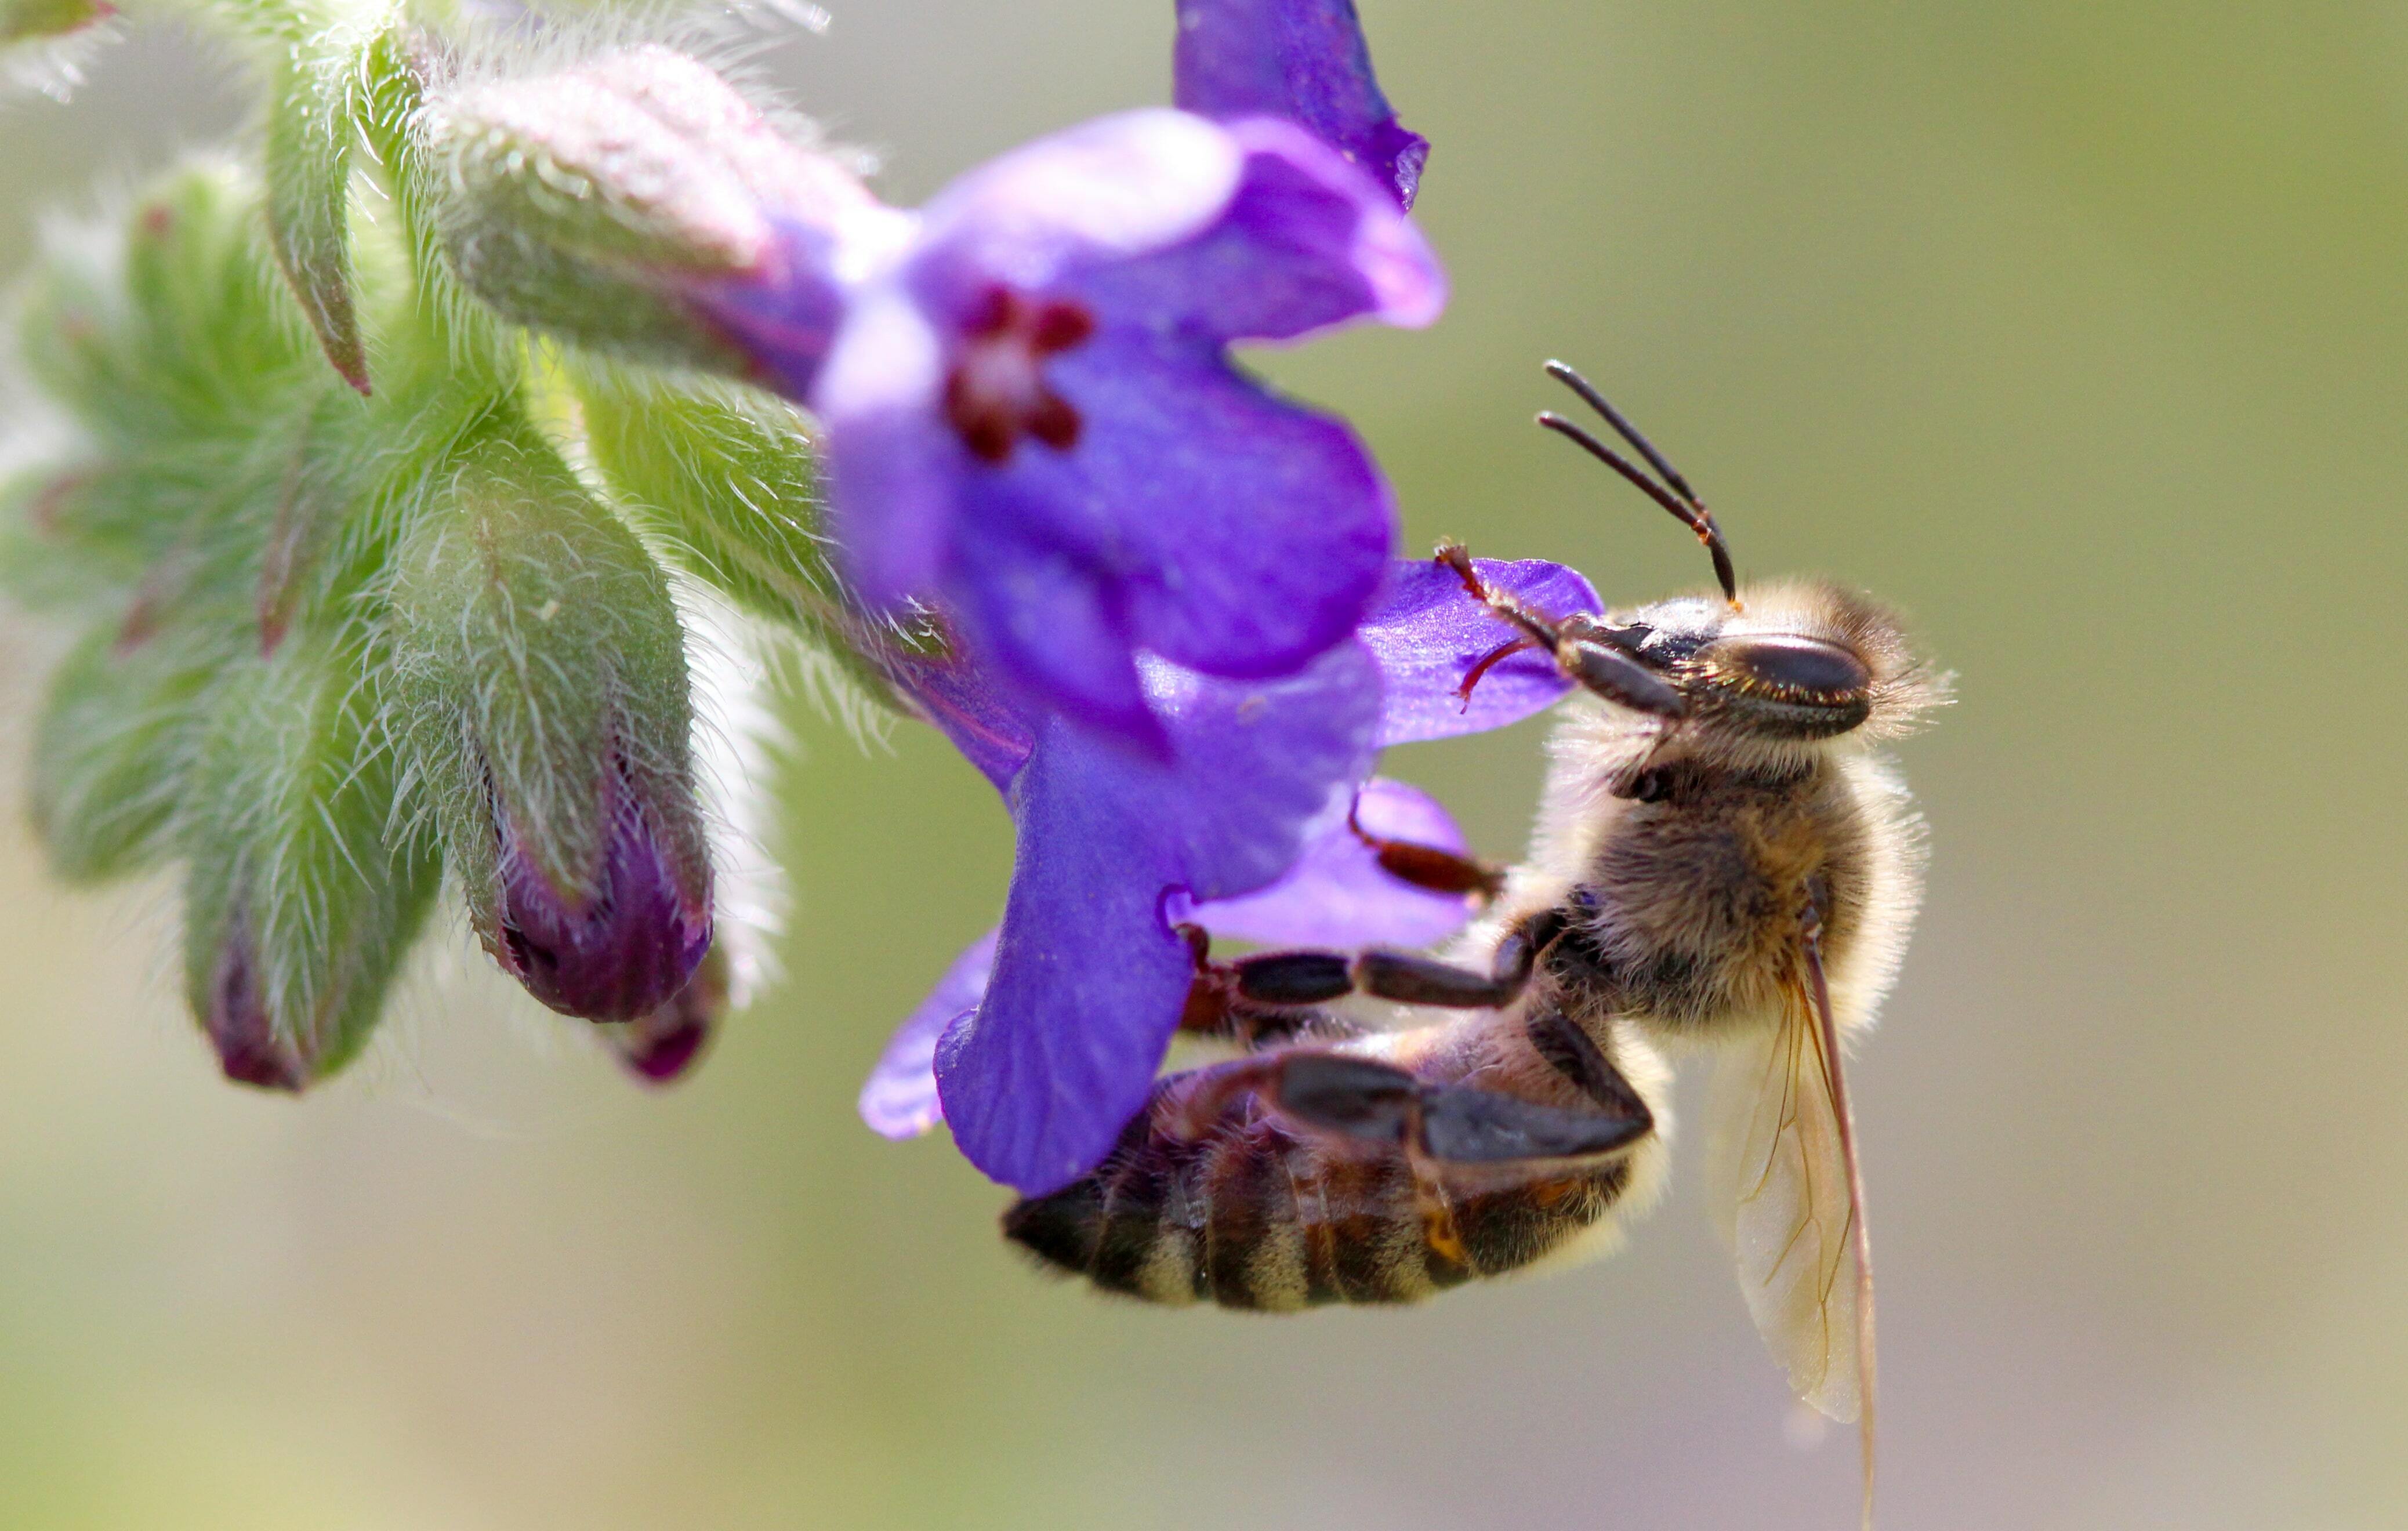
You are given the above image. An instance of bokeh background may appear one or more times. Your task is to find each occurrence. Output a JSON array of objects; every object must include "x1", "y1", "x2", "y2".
[{"x1": 5, "y1": 2, "x2": 2407, "y2": 1527}]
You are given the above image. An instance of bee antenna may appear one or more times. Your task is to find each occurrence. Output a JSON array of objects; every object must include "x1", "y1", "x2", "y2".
[{"x1": 1539, "y1": 360, "x2": 1739, "y2": 607}]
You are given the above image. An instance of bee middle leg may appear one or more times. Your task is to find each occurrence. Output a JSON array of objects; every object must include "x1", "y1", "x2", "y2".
[
  {"x1": 1172, "y1": 925, "x2": 1367, "y2": 1050},
  {"x1": 1217, "y1": 907, "x2": 1573, "y2": 1015}
]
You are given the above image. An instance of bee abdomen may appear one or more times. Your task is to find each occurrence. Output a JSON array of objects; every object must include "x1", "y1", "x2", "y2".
[{"x1": 1004, "y1": 1100, "x2": 1630, "y2": 1310}]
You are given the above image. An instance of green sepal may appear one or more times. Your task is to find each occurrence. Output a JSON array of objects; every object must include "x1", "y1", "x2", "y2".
[
  {"x1": 28, "y1": 608, "x2": 240, "y2": 883},
  {"x1": 176, "y1": 632, "x2": 441, "y2": 1089},
  {"x1": 572, "y1": 366, "x2": 832, "y2": 622},
  {"x1": 568, "y1": 358, "x2": 938, "y2": 705},
  {"x1": 17, "y1": 159, "x2": 322, "y2": 447},
  {"x1": 263, "y1": 30, "x2": 371, "y2": 393},
  {"x1": 383, "y1": 413, "x2": 708, "y2": 935}
]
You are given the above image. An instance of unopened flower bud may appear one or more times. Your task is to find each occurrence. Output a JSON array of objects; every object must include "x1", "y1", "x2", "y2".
[
  {"x1": 179, "y1": 638, "x2": 440, "y2": 1091},
  {"x1": 387, "y1": 422, "x2": 713, "y2": 1022},
  {"x1": 420, "y1": 45, "x2": 891, "y2": 382},
  {"x1": 601, "y1": 941, "x2": 728, "y2": 1086}
]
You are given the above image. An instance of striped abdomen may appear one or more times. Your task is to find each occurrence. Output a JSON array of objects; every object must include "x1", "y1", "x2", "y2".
[{"x1": 1003, "y1": 1086, "x2": 1633, "y2": 1311}]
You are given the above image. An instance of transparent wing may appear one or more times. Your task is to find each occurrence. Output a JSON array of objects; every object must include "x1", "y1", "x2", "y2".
[{"x1": 1703, "y1": 932, "x2": 1877, "y2": 1523}]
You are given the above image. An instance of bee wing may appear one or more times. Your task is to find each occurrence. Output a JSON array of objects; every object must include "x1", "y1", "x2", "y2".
[{"x1": 1703, "y1": 931, "x2": 1877, "y2": 1521}]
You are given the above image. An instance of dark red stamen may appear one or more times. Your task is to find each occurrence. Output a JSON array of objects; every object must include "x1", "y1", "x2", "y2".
[{"x1": 941, "y1": 283, "x2": 1098, "y2": 465}]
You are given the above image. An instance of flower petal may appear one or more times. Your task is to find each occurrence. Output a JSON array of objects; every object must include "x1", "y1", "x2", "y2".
[
  {"x1": 879, "y1": 648, "x2": 1039, "y2": 794},
  {"x1": 909, "y1": 110, "x2": 1245, "y2": 302},
  {"x1": 1187, "y1": 775, "x2": 1477, "y2": 947},
  {"x1": 1028, "y1": 336, "x2": 1397, "y2": 681},
  {"x1": 860, "y1": 926, "x2": 999, "y2": 1139},
  {"x1": 1140, "y1": 643, "x2": 1381, "y2": 897},
  {"x1": 1358, "y1": 554, "x2": 1602, "y2": 745},
  {"x1": 934, "y1": 749, "x2": 1194, "y2": 1195},
  {"x1": 1069, "y1": 118, "x2": 1442, "y2": 339},
  {"x1": 1173, "y1": 0, "x2": 1430, "y2": 209},
  {"x1": 949, "y1": 528, "x2": 1165, "y2": 753},
  {"x1": 936, "y1": 643, "x2": 1380, "y2": 1193},
  {"x1": 815, "y1": 287, "x2": 954, "y2": 606}
]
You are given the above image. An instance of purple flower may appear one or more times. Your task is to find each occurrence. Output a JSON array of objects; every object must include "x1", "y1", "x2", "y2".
[
  {"x1": 1173, "y1": 0, "x2": 1429, "y2": 209},
  {"x1": 703, "y1": 109, "x2": 1442, "y2": 752},
  {"x1": 860, "y1": 927, "x2": 996, "y2": 1140},
  {"x1": 860, "y1": 553, "x2": 1598, "y2": 1193},
  {"x1": 940, "y1": 643, "x2": 1378, "y2": 1191},
  {"x1": 1167, "y1": 774, "x2": 1477, "y2": 948}
]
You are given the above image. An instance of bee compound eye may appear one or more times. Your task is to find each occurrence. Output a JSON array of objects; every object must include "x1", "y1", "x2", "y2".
[{"x1": 1714, "y1": 634, "x2": 1870, "y2": 702}]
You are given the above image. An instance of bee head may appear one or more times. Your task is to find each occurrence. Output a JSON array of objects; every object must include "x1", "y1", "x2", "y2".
[
  {"x1": 1531, "y1": 360, "x2": 1949, "y2": 754},
  {"x1": 1602, "y1": 582, "x2": 1939, "y2": 745}
]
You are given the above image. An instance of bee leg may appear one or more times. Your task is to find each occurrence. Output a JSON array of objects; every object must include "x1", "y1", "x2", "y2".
[
  {"x1": 1344, "y1": 793, "x2": 1506, "y2": 901},
  {"x1": 1172, "y1": 924, "x2": 1364, "y2": 1050},
  {"x1": 1227, "y1": 908, "x2": 1572, "y2": 1013},
  {"x1": 1435, "y1": 542, "x2": 1687, "y2": 719},
  {"x1": 1525, "y1": 1008, "x2": 1654, "y2": 1120},
  {"x1": 1234, "y1": 1051, "x2": 1653, "y2": 1165},
  {"x1": 1303, "y1": 1053, "x2": 1651, "y2": 1270},
  {"x1": 1163, "y1": 1048, "x2": 1656, "y2": 1280}
]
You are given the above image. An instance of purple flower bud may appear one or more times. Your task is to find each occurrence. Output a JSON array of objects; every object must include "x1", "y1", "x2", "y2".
[
  {"x1": 176, "y1": 640, "x2": 444, "y2": 1095},
  {"x1": 423, "y1": 46, "x2": 902, "y2": 382},
  {"x1": 201, "y1": 910, "x2": 307, "y2": 1093},
  {"x1": 387, "y1": 427, "x2": 717, "y2": 1028},
  {"x1": 484, "y1": 757, "x2": 713, "y2": 1024},
  {"x1": 602, "y1": 942, "x2": 728, "y2": 1086}
]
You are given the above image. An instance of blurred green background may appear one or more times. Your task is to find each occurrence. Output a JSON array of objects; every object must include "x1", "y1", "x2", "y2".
[{"x1": 5, "y1": 2, "x2": 2407, "y2": 1527}]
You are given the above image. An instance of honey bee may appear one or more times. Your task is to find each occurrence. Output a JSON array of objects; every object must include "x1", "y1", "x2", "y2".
[{"x1": 1005, "y1": 362, "x2": 1946, "y2": 1522}]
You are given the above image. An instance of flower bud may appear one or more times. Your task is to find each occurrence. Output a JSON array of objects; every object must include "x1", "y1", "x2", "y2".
[
  {"x1": 420, "y1": 45, "x2": 887, "y2": 380},
  {"x1": 386, "y1": 421, "x2": 713, "y2": 1022},
  {"x1": 178, "y1": 637, "x2": 440, "y2": 1091},
  {"x1": 601, "y1": 941, "x2": 728, "y2": 1086}
]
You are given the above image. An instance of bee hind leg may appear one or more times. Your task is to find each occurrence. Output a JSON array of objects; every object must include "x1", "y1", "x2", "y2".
[
  {"x1": 1241, "y1": 1049, "x2": 1656, "y2": 1283},
  {"x1": 1188, "y1": 1049, "x2": 1652, "y2": 1166}
]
